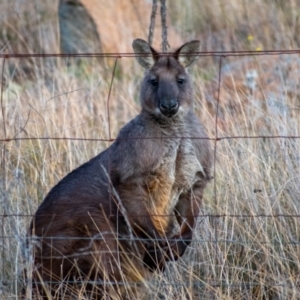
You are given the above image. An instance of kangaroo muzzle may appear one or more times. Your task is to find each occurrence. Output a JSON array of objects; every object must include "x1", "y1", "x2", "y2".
[{"x1": 159, "y1": 99, "x2": 179, "y2": 117}]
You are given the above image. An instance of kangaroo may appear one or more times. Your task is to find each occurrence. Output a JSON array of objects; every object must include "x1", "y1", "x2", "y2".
[{"x1": 27, "y1": 39, "x2": 212, "y2": 299}]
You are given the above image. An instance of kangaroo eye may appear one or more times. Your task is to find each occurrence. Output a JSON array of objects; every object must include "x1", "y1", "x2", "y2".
[
  {"x1": 150, "y1": 79, "x2": 158, "y2": 86},
  {"x1": 177, "y1": 78, "x2": 185, "y2": 85}
]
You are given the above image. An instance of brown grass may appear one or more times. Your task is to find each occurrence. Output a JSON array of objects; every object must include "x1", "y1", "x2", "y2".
[{"x1": 1, "y1": 0, "x2": 300, "y2": 299}]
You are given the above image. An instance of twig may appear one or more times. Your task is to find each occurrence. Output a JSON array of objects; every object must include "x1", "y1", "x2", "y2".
[
  {"x1": 160, "y1": 0, "x2": 168, "y2": 52},
  {"x1": 107, "y1": 57, "x2": 119, "y2": 141},
  {"x1": 148, "y1": 0, "x2": 158, "y2": 46},
  {"x1": 0, "y1": 56, "x2": 6, "y2": 289},
  {"x1": 1, "y1": 56, "x2": 6, "y2": 139}
]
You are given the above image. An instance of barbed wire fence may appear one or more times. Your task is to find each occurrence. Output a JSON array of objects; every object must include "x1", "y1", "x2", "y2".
[
  {"x1": 1, "y1": 47, "x2": 300, "y2": 298},
  {"x1": 1, "y1": 1, "x2": 300, "y2": 299}
]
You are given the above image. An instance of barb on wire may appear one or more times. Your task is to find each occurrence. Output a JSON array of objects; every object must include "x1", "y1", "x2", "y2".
[
  {"x1": 1, "y1": 49, "x2": 300, "y2": 59},
  {"x1": 2, "y1": 213, "x2": 300, "y2": 218},
  {"x1": 0, "y1": 135, "x2": 300, "y2": 144},
  {"x1": 2, "y1": 279, "x2": 297, "y2": 289},
  {"x1": 2, "y1": 48, "x2": 300, "y2": 298},
  {"x1": 4, "y1": 233, "x2": 300, "y2": 242}
]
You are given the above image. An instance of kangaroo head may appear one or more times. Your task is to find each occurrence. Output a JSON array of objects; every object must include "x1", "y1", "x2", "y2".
[{"x1": 132, "y1": 38, "x2": 200, "y2": 119}]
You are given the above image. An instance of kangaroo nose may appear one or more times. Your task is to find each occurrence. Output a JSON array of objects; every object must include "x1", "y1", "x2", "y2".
[{"x1": 159, "y1": 100, "x2": 179, "y2": 117}]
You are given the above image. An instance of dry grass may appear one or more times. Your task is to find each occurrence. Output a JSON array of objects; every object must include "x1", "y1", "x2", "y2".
[{"x1": 1, "y1": 0, "x2": 300, "y2": 299}]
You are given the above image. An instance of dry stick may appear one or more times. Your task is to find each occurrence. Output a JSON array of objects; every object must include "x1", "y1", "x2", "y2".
[
  {"x1": 214, "y1": 56, "x2": 223, "y2": 211},
  {"x1": 160, "y1": 0, "x2": 168, "y2": 52},
  {"x1": 106, "y1": 57, "x2": 119, "y2": 141},
  {"x1": 0, "y1": 55, "x2": 6, "y2": 288},
  {"x1": 148, "y1": 0, "x2": 158, "y2": 46},
  {"x1": 1, "y1": 215, "x2": 3, "y2": 286},
  {"x1": 1, "y1": 57, "x2": 6, "y2": 140},
  {"x1": 213, "y1": 56, "x2": 223, "y2": 292},
  {"x1": 106, "y1": 57, "x2": 119, "y2": 218}
]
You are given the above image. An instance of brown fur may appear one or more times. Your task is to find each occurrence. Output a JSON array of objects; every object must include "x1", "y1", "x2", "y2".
[{"x1": 27, "y1": 39, "x2": 212, "y2": 299}]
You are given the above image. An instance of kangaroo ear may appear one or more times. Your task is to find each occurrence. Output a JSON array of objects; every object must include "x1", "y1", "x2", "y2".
[
  {"x1": 176, "y1": 40, "x2": 200, "y2": 68},
  {"x1": 132, "y1": 38, "x2": 157, "y2": 69}
]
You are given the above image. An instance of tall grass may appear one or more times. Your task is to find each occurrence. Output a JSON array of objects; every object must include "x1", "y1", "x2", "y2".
[{"x1": 1, "y1": 0, "x2": 300, "y2": 299}]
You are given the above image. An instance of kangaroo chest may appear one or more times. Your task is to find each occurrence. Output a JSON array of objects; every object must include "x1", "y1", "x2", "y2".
[
  {"x1": 146, "y1": 137, "x2": 203, "y2": 234},
  {"x1": 159, "y1": 138, "x2": 201, "y2": 187}
]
